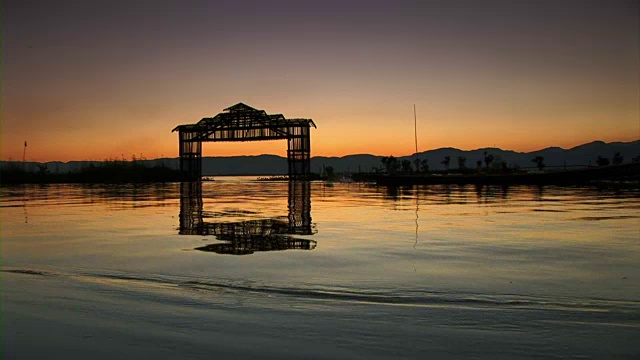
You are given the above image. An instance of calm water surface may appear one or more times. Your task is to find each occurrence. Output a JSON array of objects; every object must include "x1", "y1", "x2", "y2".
[{"x1": 2, "y1": 179, "x2": 639, "y2": 359}]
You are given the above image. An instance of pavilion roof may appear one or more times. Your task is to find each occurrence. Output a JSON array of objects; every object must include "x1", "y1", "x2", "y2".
[{"x1": 172, "y1": 103, "x2": 315, "y2": 132}]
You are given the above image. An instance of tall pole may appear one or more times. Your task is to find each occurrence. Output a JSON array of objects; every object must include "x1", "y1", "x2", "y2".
[
  {"x1": 414, "y1": 105, "x2": 418, "y2": 154},
  {"x1": 414, "y1": 105, "x2": 419, "y2": 172},
  {"x1": 23, "y1": 141, "x2": 27, "y2": 171}
]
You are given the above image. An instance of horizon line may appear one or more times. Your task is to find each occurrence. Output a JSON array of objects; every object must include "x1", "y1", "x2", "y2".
[{"x1": 3, "y1": 139, "x2": 638, "y2": 163}]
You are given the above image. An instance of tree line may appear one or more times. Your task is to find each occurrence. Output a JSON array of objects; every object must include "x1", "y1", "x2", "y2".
[{"x1": 376, "y1": 151, "x2": 630, "y2": 175}]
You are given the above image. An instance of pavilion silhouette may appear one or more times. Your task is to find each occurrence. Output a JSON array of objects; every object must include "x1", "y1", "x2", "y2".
[{"x1": 172, "y1": 103, "x2": 316, "y2": 180}]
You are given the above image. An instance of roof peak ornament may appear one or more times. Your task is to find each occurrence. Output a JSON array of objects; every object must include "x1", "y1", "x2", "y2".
[{"x1": 223, "y1": 103, "x2": 257, "y2": 113}]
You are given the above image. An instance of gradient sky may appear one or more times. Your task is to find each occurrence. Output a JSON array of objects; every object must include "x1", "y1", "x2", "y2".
[{"x1": 2, "y1": 0, "x2": 639, "y2": 162}]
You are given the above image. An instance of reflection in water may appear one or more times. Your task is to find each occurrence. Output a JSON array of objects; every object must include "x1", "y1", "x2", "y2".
[
  {"x1": 383, "y1": 184, "x2": 514, "y2": 204},
  {"x1": 475, "y1": 184, "x2": 511, "y2": 203},
  {"x1": 179, "y1": 181, "x2": 316, "y2": 255},
  {"x1": 196, "y1": 236, "x2": 316, "y2": 256},
  {"x1": 414, "y1": 192, "x2": 418, "y2": 250}
]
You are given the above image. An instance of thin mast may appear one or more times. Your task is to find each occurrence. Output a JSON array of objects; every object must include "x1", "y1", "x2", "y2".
[
  {"x1": 23, "y1": 141, "x2": 27, "y2": 170},
  {"x1": 413, "y1": 105, "x2": 419, "y2": 171},
  {"x1": 414, "y1": 104, "x2": 418, "y2": 155}
]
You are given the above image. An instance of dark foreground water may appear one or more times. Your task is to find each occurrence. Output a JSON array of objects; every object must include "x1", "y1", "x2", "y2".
[{"x1": 2, "y1": 179, "x2": 639, "y2": 359}]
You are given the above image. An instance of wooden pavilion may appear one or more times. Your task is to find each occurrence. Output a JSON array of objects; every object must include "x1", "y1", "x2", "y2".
[{"x1": 172, "y1": 103, "x2": 316, "y2": 179}]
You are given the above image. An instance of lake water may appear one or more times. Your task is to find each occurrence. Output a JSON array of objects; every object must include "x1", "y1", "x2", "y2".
[{"x1": 2, "y1": 178, "x2": 639, "y2": 359}]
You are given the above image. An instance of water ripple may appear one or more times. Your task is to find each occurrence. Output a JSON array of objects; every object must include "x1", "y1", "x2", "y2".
[{"x1": 3, "y1": 267, "x2": 638, "y2": 314}]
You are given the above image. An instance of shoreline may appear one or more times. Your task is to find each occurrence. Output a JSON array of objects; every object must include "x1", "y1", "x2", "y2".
[
  {"x1": 2, "y1": 163, "x2": 639, "y2": 187},
  {"x1": 366, "y1": 163, "x2": 640, "y2": 186}
]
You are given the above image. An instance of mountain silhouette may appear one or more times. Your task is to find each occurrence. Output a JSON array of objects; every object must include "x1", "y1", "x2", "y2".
[{"x1": 5, "y1": 140, "x2": 639, "y2": 175}]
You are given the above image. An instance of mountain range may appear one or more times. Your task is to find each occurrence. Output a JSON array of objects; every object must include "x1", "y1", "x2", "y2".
[{"x1": 5, "y1": 140, "x2": 639, "y2": 176}]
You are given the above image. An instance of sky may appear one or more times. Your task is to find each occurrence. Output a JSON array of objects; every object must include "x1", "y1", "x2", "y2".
[{"x1": 2, "y1": 0, "x2": 639, "y2": 162}]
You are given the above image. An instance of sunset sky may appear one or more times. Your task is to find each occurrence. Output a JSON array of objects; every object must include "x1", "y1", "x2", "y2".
[{"x1": 2, "y1": 0, "x2": 638, "y2": 162}]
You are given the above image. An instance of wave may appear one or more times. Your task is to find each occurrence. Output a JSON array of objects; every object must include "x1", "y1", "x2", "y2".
[
  {"x1": 2, "y1": 268, "x2": 55, "y2": 276},
  {"x1": 572, "y1": 215, "x2": 639, "y2": 221},
  {"x1": 3, "y1": 267, "x2": 638, "y2": 313}
]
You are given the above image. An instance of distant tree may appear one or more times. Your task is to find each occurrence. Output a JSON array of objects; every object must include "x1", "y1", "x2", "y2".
[
  {"x1": 36, "y1": 164, "x2": 49, "y2": 175},
  {"x1": 441, "y1": 156, "x2": 451, "y2": 170},
  {"x1": 596, "y1": 156, "x2": 610, "y2": 167},
  {"x1": 400, "y1": 159, "x2": 413, "y2": 173},
  {"x1": 476, "y1": 160, "x2": 482, "y2": 169},
  {"x1": 420, "y1": 159, "x2": 429, "y2": 173},
  {"x1": 532, "y1": 156, "x2": 545, "y2": 171},
  {"x1": 457, "y1": 156, "x2": 467, "y2": 169},
  {"x1": 324, "y1": 166, "x2": 335, "y2": 179},
  {"x1": 612, "y1": 152, "x2": 623, "y2": 165},
  {"x1": 381, "y1": 156, "x2": 399, "y2": 174},
  {"x1": 633, "y1": 155, "x2": 640, "y2": 164},
  {"x1": 483, "y1": 151, "x2": 494, "y2": 168},
  {"x1": 491, "y1": 156, "x2": 507, "y2": 171},
  {"x1": 381, "y1": 156, "x2": 390, "y2": 172}
]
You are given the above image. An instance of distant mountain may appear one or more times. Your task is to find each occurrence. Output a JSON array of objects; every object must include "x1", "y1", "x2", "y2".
[
  {"x1": 312, "y1": 140, "x2": 640, "y2": 173},
  {"x1": 201, "y1": 155, "x2": 286, "y2": 175},
  {"x1": 3, "y1": 140, "x2": 639, "y2": 175}
]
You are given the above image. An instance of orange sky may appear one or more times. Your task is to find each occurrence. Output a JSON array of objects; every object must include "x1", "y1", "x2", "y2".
[{"x1": 2, "y1": 0, "x2": 639, "y2": 162}]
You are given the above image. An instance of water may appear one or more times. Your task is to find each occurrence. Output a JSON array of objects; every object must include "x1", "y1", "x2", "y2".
[{"x1": 2, "y1": 179, "x2": 639, "y2": 359}]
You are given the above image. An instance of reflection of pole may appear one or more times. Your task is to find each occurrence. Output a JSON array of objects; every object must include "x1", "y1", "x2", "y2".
[
  {"x1": 412, "y1": 186, "x2": 418, "y2": 272},
  {"x1": 414, "y1": 188, "x2": 419, "y2": 250}
]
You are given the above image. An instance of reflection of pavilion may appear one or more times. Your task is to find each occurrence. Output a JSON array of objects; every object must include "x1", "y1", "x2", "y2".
[{"x1": 179, "y1": 181, "x2": 316, "y2": 255}]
